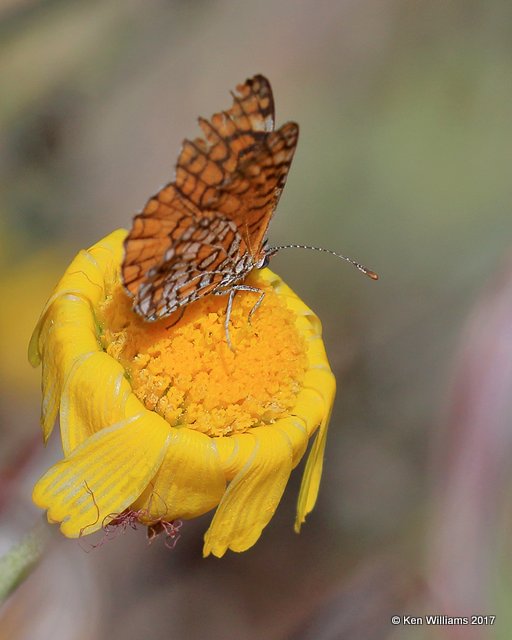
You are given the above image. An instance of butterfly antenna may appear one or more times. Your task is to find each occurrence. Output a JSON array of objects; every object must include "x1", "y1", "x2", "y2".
[{"x1": 266, "y1": 244, "x2": 379, "y2": 280}]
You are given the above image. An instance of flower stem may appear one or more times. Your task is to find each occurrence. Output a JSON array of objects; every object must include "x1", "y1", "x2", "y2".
[{"x1": 0, "y1": 521, "x2": 48, "y2": 603}]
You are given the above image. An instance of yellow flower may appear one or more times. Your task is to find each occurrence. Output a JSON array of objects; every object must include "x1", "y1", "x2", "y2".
[{"x1": 30, "y1": 230, "x2": 335, "y2": 557}]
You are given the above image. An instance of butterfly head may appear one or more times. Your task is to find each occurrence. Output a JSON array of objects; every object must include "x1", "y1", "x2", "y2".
[{"x1": 256, "y1": 239, "x2": 271, "y2": 269}]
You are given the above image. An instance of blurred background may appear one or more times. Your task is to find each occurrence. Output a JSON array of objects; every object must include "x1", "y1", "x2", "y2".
[{"x1": 1, "y1": 1, "x2": 512, "y2": 638}]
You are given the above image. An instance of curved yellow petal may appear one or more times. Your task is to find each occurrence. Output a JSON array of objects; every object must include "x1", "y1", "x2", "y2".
[
  {"x1": 306, "y1": 335, "x2": 331, "y2": 368},
  {"x1": 264, "y1": 270, "x2": 322, "y2": 329},
  {"x1": 38, "y1": 294, "x2": 100, "y2": 442},
  {"x1": 213, "y1": 431, "x2": 248, "y2": 480},
  {"x1": 32, "y1": 411, "x2": 170, "y2": 537},
  {"x1": 60, "y1": 352, "x2": 134, "y2": 455},
  {"x1": 86, "y1": 229, "x2": 127, "y2": 291},
  {"x1": 28, "y1": 229, "x2": 126, "y2": 368},
  {"x1": 273, "y1": 416, "x2": 310, "y2": 468},
  {"x1": 203, "y1": 426, "x2": 294, "y2": 557},
  {"x1": 295, "y1": 367, "x2": 336, "y2": 533},
  {"x1": 133, "y1": 427, "x2": 226, "y2": 521}
]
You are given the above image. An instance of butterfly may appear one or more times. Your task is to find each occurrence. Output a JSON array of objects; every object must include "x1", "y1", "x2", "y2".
[
  {"x1": 122, "y1": 75, "x2": 377, "y2": 346},
  {"x1": 121, "y1": 75, "x2": 298, "y2": 345}
]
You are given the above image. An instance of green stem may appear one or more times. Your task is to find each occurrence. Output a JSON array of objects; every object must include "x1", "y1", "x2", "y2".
[{"x1": 0, "y1": 521, "x2": 48, "y2": 603}]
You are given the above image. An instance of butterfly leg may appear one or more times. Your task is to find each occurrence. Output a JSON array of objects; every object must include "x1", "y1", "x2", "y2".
[
  {"x1": 221, "y1": 288, "x2": 238, "y2": 351},
  {"x1": 247, "y1": 289, "x2": 265, "y2": 324},
  {"x1": 214, "y1": 284, "x2": 264, "y2": 350},
  {"x1": 165, "y1": 306, "x2": 186, "y2": 330}
]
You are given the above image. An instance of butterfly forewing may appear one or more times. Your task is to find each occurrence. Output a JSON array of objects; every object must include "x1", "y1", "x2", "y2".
[
  {"x1": 122, "y1": 75, "x2": 298, "y2": 320},
  {"x1": 123, "y1": 196, "x2": 242, "y2": 319}
]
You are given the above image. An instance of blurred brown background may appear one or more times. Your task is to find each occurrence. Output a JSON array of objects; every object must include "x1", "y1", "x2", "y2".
[{"x1": 1, "y1": 1, "x2": 512, "y2": 639}]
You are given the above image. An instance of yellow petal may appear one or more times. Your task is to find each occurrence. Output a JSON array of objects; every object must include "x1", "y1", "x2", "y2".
[
  {"x1": 295, "y1": 367, "x2": 336, "y2": 533},
  {"x1": 203, "y1": 426, "x2": 293, "y2": 557},
  {"x1": 28, "y1": 229, "x2": 127, "y2": 367},
  {"x1": 273, "y1": 416, "x2": 310, "y2": 468},
  {"x1": 306, "y1": 334, "x2": 331, "y2": 368},
  {"x1": 263, "y1": 269, "x2": 322, "y2": 330},
  {"x1": 85, "y1": 229, "x2": 127, "y2": 290},
  {"x1": 38, "y1": 294, "x2": 100, "y2": 442},
  {"x1": 212, "y1": 431, "x2": 246, "y2": 480},
  {"x1": 32, "y1": 411, "x2": 170, "y2": 537},
  {"x1": 60, "y1": 351, "x2": 134, "y2": 455},
  {"x1": 293, "y1": 370, "x2": 333, "y2": 438},
  {"x1": 133, "y1": 427, "x2": 226, "y2": 521}
]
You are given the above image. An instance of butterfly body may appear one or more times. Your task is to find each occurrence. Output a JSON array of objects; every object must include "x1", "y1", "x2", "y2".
[{"x1": 122, "y1": 75, "x2": 298, "y2": 323}]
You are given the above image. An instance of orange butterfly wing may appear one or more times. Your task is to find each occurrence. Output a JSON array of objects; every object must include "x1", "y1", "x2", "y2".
[{"x1": 122, "y1": 75, "x2": 298, "y2": 320}]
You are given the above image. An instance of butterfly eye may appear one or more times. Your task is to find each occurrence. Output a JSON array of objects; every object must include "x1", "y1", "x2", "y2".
[{"x1": 259, "y1": 254, "x2": 270, "y2": 269}]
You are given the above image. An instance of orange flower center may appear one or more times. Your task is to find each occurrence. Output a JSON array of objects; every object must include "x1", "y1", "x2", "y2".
[{"x1": 98, "y1": 271, "x2": 308, "y2": 437}]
